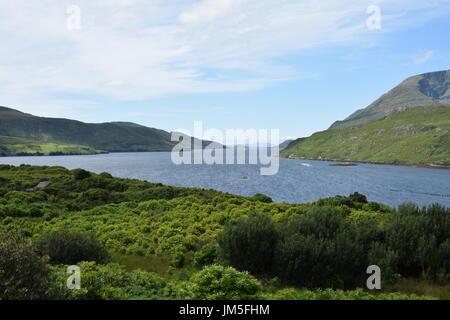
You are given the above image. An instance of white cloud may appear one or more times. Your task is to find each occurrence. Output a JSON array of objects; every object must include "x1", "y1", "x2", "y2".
[
  {"x1": 179, "y1": 0, "x2": 247, "y2": 25},
  {"x1": 413, "y1": 50, "x2": 434, "y2": 65},
  {"x1": 0, "y1": 0, "x2": 449, "y2": 111}
]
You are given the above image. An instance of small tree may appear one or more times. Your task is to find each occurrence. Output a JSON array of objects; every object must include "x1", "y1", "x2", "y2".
[
  {"x1": 218, "y1": 214, "x2": 277, "y2": 275},
  {"x1": 37, "y1": 229, "x2": 110, "y2": 265}
]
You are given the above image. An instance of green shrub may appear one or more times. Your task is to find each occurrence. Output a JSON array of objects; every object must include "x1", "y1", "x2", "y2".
[
  {"x1": 0, "y1": 231, "x2": 54, "y2": 300},
  {"x1": 218, "y1": 214, "x2": 277, "y2": 274},
  {"x1": 193, "y1": 243, "x2": 219, "y2": 267},
  {"x1": 189, "y1": 265, "x2": 262, "y2": 300},
  {"x1": 72, "y1": 169, "x2": 91, "y2": 180},
  {"x1": 249, "y1": 194, "x2": 273, "y2": 203},
  {"x1": 37, "y1": 230, "x2": 110, "y2": 265}
]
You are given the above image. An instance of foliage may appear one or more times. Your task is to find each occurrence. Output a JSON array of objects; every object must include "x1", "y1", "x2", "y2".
[
  {"x1": 193, "y1": 243, "x2": 219, "y2": 267},
  {"x1": 0, "y1": 165, "x2": 447, "y2": 300},
  {"x1": 189, "y1": 265, "x2": 262, "y2": 300},
  {"x1": 249, "y1": 193, "x2": 273, "y2": 203},
  {"x1": 218, "y1": 214, "x2": 277, "y2": 275},
  {"x1": 263, "y1": 288, "x2": 435, "y2": 300},
  {"x1": 36, "y1": 229, "x2": 110, "y2": 265},
  {"x1": 51, "y1": 262, "x2": 177, "y2": 300},
  {"x1": 0, "y1": 231, "x2": 54, "y2": 300}
]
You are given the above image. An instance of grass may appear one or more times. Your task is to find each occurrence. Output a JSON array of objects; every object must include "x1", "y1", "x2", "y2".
[
  {"x1": 382, "y1": 278, "x2": 450, "y2": 300},
  {"x1": 0, "y1": 136, "x2": 104, "y2": 156}
]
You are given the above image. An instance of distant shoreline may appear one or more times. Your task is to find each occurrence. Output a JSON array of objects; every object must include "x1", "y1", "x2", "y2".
[{"x1": 284, "y1": 156, "x2": 450, "y2": 170}]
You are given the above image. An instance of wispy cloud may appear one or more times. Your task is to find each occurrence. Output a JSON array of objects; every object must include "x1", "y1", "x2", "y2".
[
  {"x1": 412, "y1": 50, "x2": 434, "y2": 65},
  {"x1": 0, "y1": 0, "x2": 449, "y2": 110}
]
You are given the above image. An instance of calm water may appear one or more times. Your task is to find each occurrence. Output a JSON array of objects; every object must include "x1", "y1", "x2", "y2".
[{"x1": 1, "y1": 152, "x2": 450, "y2": 207}]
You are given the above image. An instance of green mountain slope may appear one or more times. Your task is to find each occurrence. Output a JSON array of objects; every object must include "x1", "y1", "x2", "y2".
[
  {"x1": 0, "y1": 136, "x2": 104, "y2": 156},
  {"x1": 330, "y1": 70, "x2": 450, "y2": 129},
  {"x1": 0, "y1": 107, "x2": 175, "y2": 152},
  {"x1": 281, "y1": 106, "x2": 450, "y2": 166}
]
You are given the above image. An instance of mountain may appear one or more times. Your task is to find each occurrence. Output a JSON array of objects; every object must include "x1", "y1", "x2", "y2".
[
  {"x1": 281, "y1": 106, "x2": 450, "y2": 166},
  {"x1": 330, "y1": 70, "x2": 450, "y2": 129},
  {"x1": 0, "y1": 106, "x2": 219, "y2": 156}
]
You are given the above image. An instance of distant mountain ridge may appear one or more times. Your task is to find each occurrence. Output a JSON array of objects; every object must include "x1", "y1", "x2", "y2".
[
  {"x1": 0, "y1": 106, "x2": 218, "y2": 156},
  {"x1": 330, "y1": 70, "x2": 450, "y2": 129}
]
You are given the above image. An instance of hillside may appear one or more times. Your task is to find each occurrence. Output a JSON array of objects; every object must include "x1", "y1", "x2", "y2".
[
  {"x1": 0, "y1": 106, "x2": 220, "y2": 155},
  {"x1": 281, "y1": 106, "x2": 450, "y2": 166},
  {"x1": 0, "y1": 165, "x2": 448, "y2": 300},
  {"x1": 0, "y1": 136, "x2": 104, "y2": 156},
  {"x1": 0, "y1": 106, "x2": 175, "y2": 153},
  {"x1": 330, "y1": 70, "x2": 450, "y2": 129}
]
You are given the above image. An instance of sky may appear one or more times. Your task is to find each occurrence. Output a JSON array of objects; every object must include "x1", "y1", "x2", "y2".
[{"x1": 1, "y1": 0, "x2": 450, "y2": 141}]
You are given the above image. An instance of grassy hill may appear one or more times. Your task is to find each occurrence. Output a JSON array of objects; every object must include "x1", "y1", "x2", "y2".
[
  {"x1": 0, "y1": 136, "x2": 104, "y2": 156},
  {"x1": 0, "y1": 106, "x2": 221, "y2": 155},
  {"x1": 0, "y1": 106, "x2": 176, "y2": 153},
  {"x1": 330, "y1": 70, "x2": 450, "y2": 129},
  {"x1": 281, "y1": 106, "x2": 450, "y2": 166}
]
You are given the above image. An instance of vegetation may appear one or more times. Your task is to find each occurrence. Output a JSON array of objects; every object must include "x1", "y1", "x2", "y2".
[
  {"x1": 36, "y1": 230, "x2": 110, "y2": 265},
  {"x1": 282, "y1": 106, "x2": 450, "y2": 166},
  {"x1": 0, "y1": 165, "x2": 448, "y2": 300},
  {"x1": 0, "y1": 106, "x2": 176, "y2": 153},
  {"x1": 0, "y1": 107, "x2": 220, "y2": 155},
  {"x1": 0, "y1": 136, "x2": 104, "y2": 156}
]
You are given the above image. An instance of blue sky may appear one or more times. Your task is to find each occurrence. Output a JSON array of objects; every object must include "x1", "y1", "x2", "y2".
[{"x1": 1, "y1": 0, "x2": 450, "y2": 141}]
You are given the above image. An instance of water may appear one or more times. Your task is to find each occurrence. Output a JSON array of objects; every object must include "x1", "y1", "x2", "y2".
[{"x1": 1, "y1": 152, "x2": 450, "y2": 208}]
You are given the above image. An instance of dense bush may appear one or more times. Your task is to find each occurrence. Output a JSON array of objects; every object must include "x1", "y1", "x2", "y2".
[
  {"x1": 72, "y1": 168, "x2": 91, "y2": 180},
  {"x1": 37, "y1": 230, "x2": 110, "y2": 265},
  {"x1": 385, "y1": 203, "x2": 450, "y2": 283},
  {"x1": 218, "y1": 214, "x2": 277, "y2": 274},
  {"x1": 0, "y1": 232, "x2": 54, "y2": 300},
  {"x1": 189, "y1": 265, "x2": 262, "y2": 300},
  {"x1": 274, "y1": 207, "x2": 366, "y2": 288},
  {"x1": 249, "y1": 194, "x2": 273, "y2": 203},
  {"x1": 51, "y1": 262, "x2": 176, "y2": 300},
  {"x1": 193, "y1": 243, "x2": 219, "y2": 267}
]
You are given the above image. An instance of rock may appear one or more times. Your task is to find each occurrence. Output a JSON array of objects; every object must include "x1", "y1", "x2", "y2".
[{"x1": 26, "y1": 180, "x2": 53, "y2": 192}]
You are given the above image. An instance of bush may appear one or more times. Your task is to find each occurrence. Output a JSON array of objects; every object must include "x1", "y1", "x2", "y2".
[
  {"x1": 189, "y1": 265, "x2": 262, "y2": 300},
  {"x1": 193, "y1": 243, "x2": 219, "y2": 267},
  {"x1": 386, "y1": 203, "x2": 450, "y2": 280},
  {"x1": 218, "y1": 214, "x2": 277, "y2": 274},
  {"x1": 274, "y1": 207, "x2": 366, "y2": 288},
  {"x1": 37, "y1": 230, "x2": 110, "y2": 265},
  {"x1": 72, "y1": 169, "x2": 91, "y2": 180},
  {"x1": 0, "y1": 231, "x2": 54, "y2": 300},
  {"x1": 249, "y1": 194, "x2": 273, "y2": 203},
  {"x1": 51, "y1": 262, "x2": 175, "y2": 300}
]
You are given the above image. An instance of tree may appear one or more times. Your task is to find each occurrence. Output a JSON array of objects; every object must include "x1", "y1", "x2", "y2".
[
  {"x1": 218, "y1": 214, "x2": 277, "y2": 274},
  {"x1": 37, "y1": 229, "x2": 109, "y2": 265}
]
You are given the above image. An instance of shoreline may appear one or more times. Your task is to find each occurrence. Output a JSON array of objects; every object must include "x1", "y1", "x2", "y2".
[{"x1": 283, "y1": 156, "x2": 450, "y2": 170}]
